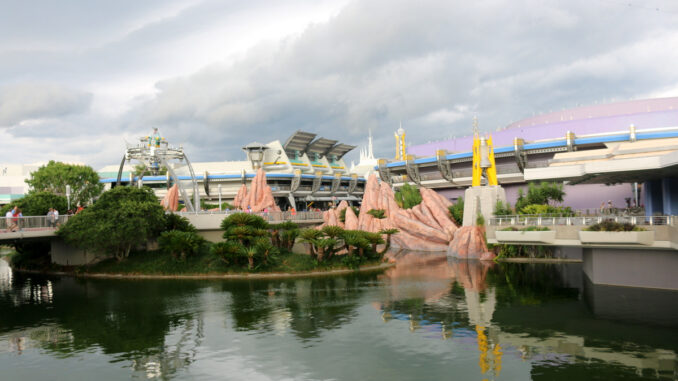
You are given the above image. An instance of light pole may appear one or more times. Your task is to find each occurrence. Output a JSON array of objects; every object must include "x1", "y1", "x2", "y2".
[
  {"x1": 66, "y1": 185, "x2": 71, "y2": 212},
  {"x1": 218, "y1": 184, "x2": 222, "y2": 211}
]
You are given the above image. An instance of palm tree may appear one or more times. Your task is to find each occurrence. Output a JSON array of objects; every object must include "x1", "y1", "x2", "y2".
[{"x1": 377, "y1": 228, "x2": 400, "y2": 255}]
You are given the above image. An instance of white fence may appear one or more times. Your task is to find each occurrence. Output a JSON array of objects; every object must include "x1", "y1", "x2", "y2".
[
  {"x1": 488, "y1": 215, "x2": 676, "y2": 227},
  {"x1": 1, "y1": 215, "x2": 70, "y2": 232}
]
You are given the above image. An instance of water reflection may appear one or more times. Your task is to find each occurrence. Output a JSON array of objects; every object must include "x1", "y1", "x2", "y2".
[{"x1": 0, "y1": 253, "x2": 677, "y2": 380}]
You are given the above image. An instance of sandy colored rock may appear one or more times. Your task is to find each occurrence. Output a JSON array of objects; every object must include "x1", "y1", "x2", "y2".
[
  {"x1": 448, "y1": 226, "x2": 489, "y2": 259},
  {"x1": 160, "y1": 184, "x2": 179, "y2": 212},
  {"x1": 344, "y1": 206, "x2": 359, "y2": 230}
]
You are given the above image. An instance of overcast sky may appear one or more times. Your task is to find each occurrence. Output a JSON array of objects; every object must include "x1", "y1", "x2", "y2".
[{"x1": 1, "y1": 0, "x2": 677, "y2": 169}]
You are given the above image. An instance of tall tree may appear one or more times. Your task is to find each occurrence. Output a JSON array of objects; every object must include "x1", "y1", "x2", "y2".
[
  {"x1": 57, "y1": 186, "x2": 165, "y2": 261},
  {"x1": 25, "y1": 161, "x2": 104, "y2": 207}
]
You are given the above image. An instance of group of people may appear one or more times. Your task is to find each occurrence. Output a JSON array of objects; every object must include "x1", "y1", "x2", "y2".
[
  {"x1": 4, "y1": 206, "x2": 22, "y2": 232},
  {"x1": 46, "y1": 208, "x2": 60, "y2": 228}
]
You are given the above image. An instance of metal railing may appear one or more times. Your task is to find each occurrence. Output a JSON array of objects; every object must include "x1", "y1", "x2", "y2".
[
  {"x1": 1, "y1": 215, "x2": 71, "y2": 232},
  {"x1": 488, "y1": 214, "x2": 676, "y2": 227},
  {"x1": 177, "y1": 210, "x2": 324, "y2": 222}
]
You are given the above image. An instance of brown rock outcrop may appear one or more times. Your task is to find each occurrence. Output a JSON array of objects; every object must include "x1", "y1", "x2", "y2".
[{"x1": 160, "y1": 184, "x2": 179, "y2": 211}]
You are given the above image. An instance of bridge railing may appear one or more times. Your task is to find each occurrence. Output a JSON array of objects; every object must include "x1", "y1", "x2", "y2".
[
  {"x1": 488, "y1": 215, "x2": 676, "y2": 227},
  {"x1": 1, "y1": 215, "x2": 71, "y2": 232},
  {"x1": 176, "y1": 210, "x2": 324, "y2": 222}
]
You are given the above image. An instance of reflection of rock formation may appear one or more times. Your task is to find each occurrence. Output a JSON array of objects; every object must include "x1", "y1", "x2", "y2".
[
  {"x1": 319, "y1": 174, "x2": 492, "y2": 258},
  {"x1": 233, "y1": 168, "x2": 281, "y2": 212}
]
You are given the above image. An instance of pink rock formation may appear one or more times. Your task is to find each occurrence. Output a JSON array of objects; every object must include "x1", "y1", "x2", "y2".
[
  {"x1": 233, "y1": 168, "x2": 280, "y2": 212},
  {"x1": 160, "y1": 184, "x2": 179, "y2": 212},
  {"x1": 344, "y1": 206, "x2": 359, "y2": 230},
  {"x1": 318, "y1": 173, "x2": 460, "y2": 252},
  {"x1": 448, "y1": 226, "x2": 493, "y2": 260}
]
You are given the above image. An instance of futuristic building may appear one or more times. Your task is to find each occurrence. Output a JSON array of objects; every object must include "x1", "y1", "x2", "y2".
[
  {"x1": 378, "y1": 97, "x2": 678, "y2": 212},
  {"x1": 98, "y1": 130, "x2": 367, "y2": 210}
]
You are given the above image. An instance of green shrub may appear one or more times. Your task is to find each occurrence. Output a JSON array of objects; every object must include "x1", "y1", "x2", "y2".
[
  {"x1": 367, "y1": 209, "x2": 386, "y2": 219},
  {"x1": 338, "y1": 206, "x2": 360, "y2": 223},
  {"x1": 341, "y1": 254, "x2": 364, "y2": 269},
  {"x1": 394, "y1": 183, "x2": 422, "y2": 209},
  {"x1": 476, "y1": 214, "x2": 485, "y2": 226},
  {"x1": 585, "y1": 220, "x2": 644, "y2": 232},
  {"x1": 0, "y1": 191, "x2": 68, "y2": 216},
  {"x1": 494, "y1": 200, "x2": 512, "y2": 216},
  {"x1": 500, "y1": 226, "x2": 550, "y2": 231},
  {"x1": 515, "y1": 182, "x2": 566, "y2": 213},
  {"x1": 519, "y1": 204, "x2": 574, "y2": 216},
  {"x1": 211, "y1": 241, "x2": 244, "y2": 265},
  {"x1": 448, "y1": 197, "x2": 464, "y2": 225},
  {"x1": 164, "y1": 213, "x2": 197, "y2": 233},
  {"x1": 221, "y1": 213, "x2": 269, "y2": 246},
  {"x1": 158, "y1": 230, "x2": 205, "y2": 261}
]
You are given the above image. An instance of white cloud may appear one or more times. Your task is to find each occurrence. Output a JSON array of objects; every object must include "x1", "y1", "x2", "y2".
[{"x1": 0, "y1": 83, "x2": 91, "y2": 127}]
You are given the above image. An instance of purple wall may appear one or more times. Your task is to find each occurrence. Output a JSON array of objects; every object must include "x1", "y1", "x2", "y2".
[
  {"x1": 409, "y1": 97, "x2": 678, "y2": 157},
  {"x1": 435, "y1": 183, "x2": 633, "y2": 211}
]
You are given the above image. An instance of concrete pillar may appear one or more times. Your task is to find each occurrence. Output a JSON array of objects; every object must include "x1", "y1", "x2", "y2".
[
  {"x1": 643, "y1": 179, "x2": 663, "y2": 215},
  {"x1": 661, "y1": 178, "x2": 678, "y2": 215}
]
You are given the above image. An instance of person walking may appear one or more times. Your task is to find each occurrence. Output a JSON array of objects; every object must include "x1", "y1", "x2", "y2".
[
  {"x1": 5, "y1": 207, "x2": 15, "y2": 232},
  {"x1": 53, "y1": 207, "x2": 60, "y2": 226}
]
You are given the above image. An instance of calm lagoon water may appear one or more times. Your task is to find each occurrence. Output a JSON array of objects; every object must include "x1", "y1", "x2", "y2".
[{"x1": 1, "y1": 253, "x2": 677, "y2": 380}]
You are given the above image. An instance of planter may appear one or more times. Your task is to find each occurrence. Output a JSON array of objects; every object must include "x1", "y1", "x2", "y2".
[
  {"x1": 495, "y1": 230, "x2": 556, "y2": 244},
  {"x1": 578, "y1": 231, "x2": 655, "y2": 246}
]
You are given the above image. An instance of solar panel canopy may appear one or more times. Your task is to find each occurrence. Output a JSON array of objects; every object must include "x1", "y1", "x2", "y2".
[
  {"x1": 306, "y1": 138, "x2": 338, "y2": 157},
  {"x1": 283, "y1": 130, "x2": 316, "y2": 154},
  {"x1": 327, "y1": 143, "x2": 356, "y2": 160}
]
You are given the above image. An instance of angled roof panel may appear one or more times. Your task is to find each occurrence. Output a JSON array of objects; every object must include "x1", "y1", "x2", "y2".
[
  {"x1": 327, "y1": 143, "x2": 356, "y2": 160},
  {"x1": 283, "y1": 130, "x2": 317, "y2": 153},
  {"x1": 306, "y1": 137, "x2": 338, "y2": 156}
]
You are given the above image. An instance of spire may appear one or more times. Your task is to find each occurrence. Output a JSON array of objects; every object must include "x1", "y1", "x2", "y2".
[
  {"x1": 472, "y1": 115, "x2": 479, "y2": 137},
  {"x1": 367, "y1": 128, "x2": 374, "y2": 159}
]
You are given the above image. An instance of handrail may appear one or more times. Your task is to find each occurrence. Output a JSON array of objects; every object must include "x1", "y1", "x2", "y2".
[
  {"x1": 488, "y1": 215, "x2": 676, "y2": 227},
  {"x1": 175, "y1": 210, "x2": 324, "y2": 222},
  {"x1": 1, "y1": 215, "x2": 71, "y2": 232}
]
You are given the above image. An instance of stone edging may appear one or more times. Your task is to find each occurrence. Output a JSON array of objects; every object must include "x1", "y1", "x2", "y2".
[
  {"x1": 12, "y1": 262, "x2": 395, "y2": 280},
  {"x1": 495, "y1": 257, "x2": 582, "y2": 263}
]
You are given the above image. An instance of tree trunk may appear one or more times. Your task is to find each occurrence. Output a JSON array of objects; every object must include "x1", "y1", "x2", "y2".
[
  {"x1": 378, "y1": 236, "x2": 392, "y2": 255},
  {"x1": 248, "y1": 256, "x2": 254, "y2": 269}
]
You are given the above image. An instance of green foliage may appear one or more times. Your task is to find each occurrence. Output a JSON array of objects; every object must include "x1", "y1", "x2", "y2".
[
  {"x1": 25, "y1": 161, "x2": 103, "y2": 207},
  {"x1": 476, "y1": 214, "x2": 485, "y2": 226},
  {"x1": 377, "y1": 228, "x2": 400, "y2": 255},
  {"x1": 210, "y1": 241, "x2": 244, "y2": 265},
  {"x1": 57, "y1": 186, "x2": 166, "y2": 261},
  {"x1": 519, "y1": 204, "x2": 574, "y2": 216},
  {"x1": 448, "y1": 197, "x2": 464, "y2": 225},
  {"x1": 367, "y1": 209, "x2": 386, "y2": 219},
  {"x1": 338, "y1": 206, "x2": 359, "y2": 223},
  {"x1": 0, "y1": 191, "x2": 67, "y2": 216},
  {"x1": 394, "y1": 183, "x2": 422, "y2": 209},
  {"x1": 494, "y1": 200, "x2": 512, "y2": 216},
  {"x1": 200, "y1": 200, "x2": 236, "y2": 210},
  {"x1": 9, "y1": 241, "x2": 52, "y2": 269},
  {"x1": 495, "y1": 244, "x2": 554, "y2": 259},
  {"x1": 221, "y1": 213, "x2": 269, "y2": 246},
  {"x1": 158, "y1": 230, "x2": 204, "y2": 261},
  {"x1": 585, "y1": 220, "x2": 644, "y2": 232},
  {"x1": 515, "y1": 182, "x2": 566, "y2": 212},
  {"x1": 321, "y1": 225, "x2": 345, "y2": 238},
  {"x1": 341, "y1": 254, "x2": 364, "y2": 269},
  {"x1": 164, "y1": 213, "x2": 197, "y2": 233},
  {"x1": 269, "y1": 221, "x2": 299, "y2": 249},
  {"x1": 500, "y1": 226, "x2": 550, "y2": 231}
]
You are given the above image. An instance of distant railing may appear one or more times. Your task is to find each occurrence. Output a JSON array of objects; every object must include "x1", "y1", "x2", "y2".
[
  {"x1": 1, "y1": 215, "x2": 70, "y2": 232},
  {"x1": 488, "y1": 214, "x2": 676, "y2": 227},
  {"x1": 176, "y1": 210, "x2": 324, "y2": 222}
]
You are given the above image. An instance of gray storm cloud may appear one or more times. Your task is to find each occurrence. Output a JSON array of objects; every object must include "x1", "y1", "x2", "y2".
[
  {"x1": 0, "y1": 83, "x2": 92, "y2": 127},
  {"x1": 2, "y1": 0, "x2": 678, "y2": 167}
]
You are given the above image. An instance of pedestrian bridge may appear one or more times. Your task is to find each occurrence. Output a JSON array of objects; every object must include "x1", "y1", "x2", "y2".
[{"x1": 0, "y1": 211, "x2": 324, "y2": 243}]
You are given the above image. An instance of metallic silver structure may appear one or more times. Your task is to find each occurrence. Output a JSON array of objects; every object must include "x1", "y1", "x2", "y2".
[{"x1": 116, "y1": 128, "x2": 200, "y2": 212}]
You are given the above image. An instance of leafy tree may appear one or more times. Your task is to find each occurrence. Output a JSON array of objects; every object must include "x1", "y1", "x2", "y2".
[
  {"x1": 448, "y1": 197, "x2": 464, "y2": 225},
  {"x1": 394, "y1": 183, "x2": 422, "y2": 209},
  {"x1": 515, "y1": 182, "x2": 566, "y2": 212},
  {"x1": 220, "y1": 213, "x2": 269, "y2": 246},
  {"x1": 0, "y1": 191, "x2": 67, "y2": 216},
  {"x1": 25, "y1": 161, "x2": 103, "y2": 207},
  {"x1": 211, "y1": 241, "x2": 243, "y2": 265},
  {"x1": 269, "y1": 221, "x2": 299, "y2": 249},
  {"x1": 57, "y1": 186, "x2": 165, "y2": 261}
]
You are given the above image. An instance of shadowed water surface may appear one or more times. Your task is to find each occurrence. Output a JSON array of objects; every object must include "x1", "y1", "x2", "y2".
[{"x1": 0, "y1": 253, "x2": 677, "y2": 380}]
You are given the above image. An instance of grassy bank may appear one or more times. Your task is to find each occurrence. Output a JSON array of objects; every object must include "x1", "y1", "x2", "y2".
[{"x1": 11, "y1": 247, "x2": 385, "y2": 276}]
